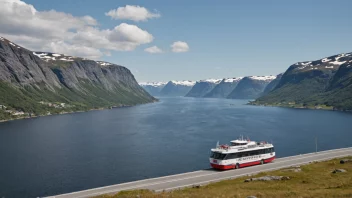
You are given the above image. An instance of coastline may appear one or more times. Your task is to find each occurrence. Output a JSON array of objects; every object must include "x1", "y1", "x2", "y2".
[
  {"x1": 248, "y1": 102, "x2": 352, "y2": 112},
  {"x1": 0, "y1": 100, "x2": 158, "y2": 123}
]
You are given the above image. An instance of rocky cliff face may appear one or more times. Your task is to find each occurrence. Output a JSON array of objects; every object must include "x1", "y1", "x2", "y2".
[
  {"x1": 185, "y1": 79, "x2": 222, "y2": 98},
  {"x1": 0, "y1": 37, "x2": 61, "y2": 89},
  {"x1": 159, "y1": 80, "x2": 195, "y2": 96},
  {"x1": 139, "y1": 82, "x2": 167, "y2": 96},
  {"x1": 0, "y1": 37, "x2": 155, "y2": 116},
  {"x1": 204, "y1": 77, "x2": 243, "y2": 98},
  {"x1": 227, "y1": 76, "x2": 276, "y2": 99},
  {"x1": 255, "y1": 52, "x2": 352, "y2": 110}
]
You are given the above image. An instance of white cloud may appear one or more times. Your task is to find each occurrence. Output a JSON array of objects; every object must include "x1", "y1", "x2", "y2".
[
  {"x1": 171, "y1": 41, "x2": 189, "y2": 53},
  {"x1": 105, "y1": 5, "x2": 160, "y2": 22},
  {"x1": 0, "y1": 0, "x2": 154, "y2": 59},
  {"x1": 144, "y1": 46, "x2": 163, "y2": 53}
]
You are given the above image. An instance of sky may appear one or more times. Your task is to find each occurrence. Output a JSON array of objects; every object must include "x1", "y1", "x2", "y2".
[{"x1": 1, "y1": 0, "x2": 352, "y2": 82}]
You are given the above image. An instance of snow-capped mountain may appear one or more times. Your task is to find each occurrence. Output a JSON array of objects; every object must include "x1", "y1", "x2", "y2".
[
  {"x1": 204, "y1": 77, "x2": 243, "y2": 98},
  {"x1": 139, "y1": 82, "x2": 167, "y2": 96},
  {"x1": 33, "y1": 51, "x2": 113, "y2": 66},
  {"x1": 255, "y1": 52, "x2": 352, "y2": 110},
  {"x1": 159, "y1": 80, "x2": 196, "y2": 96},
  {"x1": 227, "y1": 75, "x2": 276, "y2": 99},
  {"x1": 185, "y1": 79, "x2": 222, "y2": 98}
]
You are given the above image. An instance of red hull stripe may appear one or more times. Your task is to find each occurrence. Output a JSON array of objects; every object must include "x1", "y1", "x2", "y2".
[{"x1": 210, "y1": 156, "x2": 275, "y2": 170}]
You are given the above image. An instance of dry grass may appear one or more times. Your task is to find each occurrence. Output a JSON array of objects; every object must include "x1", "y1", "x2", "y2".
[{"x1": 96, "y1": 157, "x2": 352, "y2": 198}]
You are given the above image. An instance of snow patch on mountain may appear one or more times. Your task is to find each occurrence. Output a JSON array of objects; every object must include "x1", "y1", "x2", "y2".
[
  {"x1": 171, "y1": 80, "x2": 196, "y2": 86},
  {"x1": 139, "y1": 82, "x2": 167, "y2": 87},
  {"x1": 199, "y1": 79, "x2": 222, "y2": 84},
  {"x1": 224, "y1": 77, "x2": 243, "y2": 83},
  {"x1": 330, "y1": 60, "x2": 346, "y2": 65},
  {"x1": 249, "y1": 76, "x2": 276, "y2": 81},
  {"x1": 33, "y1": 52, "x2": 75, "y2": 62},
  {"x1": 96, "y1": 61, "x2": 112, "y2": 66}
]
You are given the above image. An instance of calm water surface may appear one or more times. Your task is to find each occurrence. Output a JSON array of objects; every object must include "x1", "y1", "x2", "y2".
[{"x1": 0, "y1": 97, "x2": 351, "y2": 198}]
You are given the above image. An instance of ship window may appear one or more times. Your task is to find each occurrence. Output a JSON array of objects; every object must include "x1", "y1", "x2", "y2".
[
  {"x1": 259, "y1": 149, "x2": 265, "y2": 154},
  {"x1": 210, "y1": 152, "x2": 226, "y2": 160},
  {"x1": 231, "y1": 142, "x2": 247, "y2": 146},
  {"x1": 225, "y1": 153, "x2": 239, "y2": 159}
]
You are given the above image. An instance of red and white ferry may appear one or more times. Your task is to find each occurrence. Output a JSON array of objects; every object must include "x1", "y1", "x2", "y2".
[{"x1": 210, "y1": 137, "x2": 275, "y2": 170}]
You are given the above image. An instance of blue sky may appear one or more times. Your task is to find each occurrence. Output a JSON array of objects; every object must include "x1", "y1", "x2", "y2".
[{"x1": 5, "y1": 0, "x2": 352, "y2": 82}]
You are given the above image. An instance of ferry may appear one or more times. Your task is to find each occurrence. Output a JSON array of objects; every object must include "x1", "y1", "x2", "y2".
[{"x1": 210, "y1": 137, "x2": 275, "y2": 170}]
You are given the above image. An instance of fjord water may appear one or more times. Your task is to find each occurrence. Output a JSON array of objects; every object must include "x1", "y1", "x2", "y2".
[{"x1": 0, "y1": 98, "x2": 351, "y2": 198}]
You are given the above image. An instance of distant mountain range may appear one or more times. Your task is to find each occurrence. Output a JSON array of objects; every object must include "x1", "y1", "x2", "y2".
[
  {"x1": 204, "y1": 78, "x2": 243, "y2": 98},
  {"x1": 138, "y1": 82, "x2": 167, "y2": 96},
  {"x1": 139, "y1": 80, "x2": 196, "y2": 97},
  {"x1": 185, "y1": 79, "x2": 222, "y2": 97},
  {"x1": 0, "y1": 37, "x2": 155, "y2": 120},
  {"x1": 140, "y1": 52, "x2": 352, "y2": 111},
  {"x1": 140, "y1": 76, "x2": 277, "y2": 99}
]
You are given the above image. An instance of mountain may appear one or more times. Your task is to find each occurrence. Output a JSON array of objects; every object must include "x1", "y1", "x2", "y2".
[
  {"x1": 204, "y1": 77, "x2": 243, "y2": 98},
  {"x1": 227, "y1": 76, "x2": 276, "y2": 99},
  {"x1": 0, "y1": 36, "x2": 155, "y2": 120},
  {"x1": 185, "y1": 79, "x2": 222, "y2": 98},
  {"x1": 159, "y1": 80, "x2": 196, "y2": 96},
  {"x1": 262, "y1": 73, "x2": 283, "y2": 94},
  {"x1": 253, "y1": 52, "x2": 352, "y2": 110},
  {"x1": 139, "y1": 82, "x2": 167, "y2": 96}
]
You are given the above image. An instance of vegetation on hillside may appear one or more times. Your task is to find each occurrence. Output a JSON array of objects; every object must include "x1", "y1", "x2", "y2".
[
  {"x1": 96, "y1": 157, "x2": 352, "y2": 198},
  {"x1": 0, "y1": 80, "x2": 154, "y2": 121}
]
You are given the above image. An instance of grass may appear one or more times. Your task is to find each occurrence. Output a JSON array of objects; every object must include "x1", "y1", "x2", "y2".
[{"x1": 96, "y1": 157, "x2": 352, "y2": 198}]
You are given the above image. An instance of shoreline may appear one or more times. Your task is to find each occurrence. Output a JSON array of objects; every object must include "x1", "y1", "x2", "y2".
[
  {"x1": 0, "y1": 100, "x2": 158, "y2": 123},
  {"x1": 247, "y1": 102, "x2": 352, "y2": 112}
]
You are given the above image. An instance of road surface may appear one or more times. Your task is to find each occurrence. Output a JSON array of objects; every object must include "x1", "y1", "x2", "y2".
[{"x1": 48, "y1": 147, "x2": 352, "y2": 198}]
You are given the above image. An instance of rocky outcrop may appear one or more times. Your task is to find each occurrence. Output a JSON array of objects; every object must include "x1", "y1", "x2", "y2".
[
  {"x1": 185, "y1": 79, "x2": 222, "y2": 98},
  {"x1": 204, "y1": 77, "x2": 242, "y2": 98},
  {"x1": 244, "y1": 175, "x2": 290, "y2": 182},
  {"x1": 332, "y1": 169, "x2": 347, "y2": 173},
  {"x1": 340, "y1": 159, "x2": 352, "y2": 164}
]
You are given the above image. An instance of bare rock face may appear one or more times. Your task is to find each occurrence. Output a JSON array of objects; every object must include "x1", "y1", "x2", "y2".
[{"x1": 0, "y1": 37, "x2": 61, "y2": 89}]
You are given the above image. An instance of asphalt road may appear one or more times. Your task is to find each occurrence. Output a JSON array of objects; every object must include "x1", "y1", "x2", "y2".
[{"x1": 48, "y1": 147, "x2": 352, "y2": 198}]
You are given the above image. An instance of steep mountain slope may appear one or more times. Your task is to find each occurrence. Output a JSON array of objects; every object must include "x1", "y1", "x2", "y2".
[
  {"x1": 320, "y1": 60, "x2": 352, "y2": 110},
  {"x1": 253, "y1": 52, "x2": 352, "y2": 110},
  {"x1": 204, "y1": 77, "x2": 243, "y2": 98},
  {"x1": 159, "y1": 80, "x2": 195, "y2": 96},
  {"x1": 0, "y1": 37, "x2": 155, "y2": 120},
  {"x1": 139, "y1": 82, "x2": 166, "y2": 96},
  {"x1": 185, "y1": 79, "x2": 222, "y2": 98},
  {"x1": 227, "y1": 76, "x2": 276, "y2": 99},
  {"x1": 262, "y1": 73, "x2": 283, "y2": 94}
]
